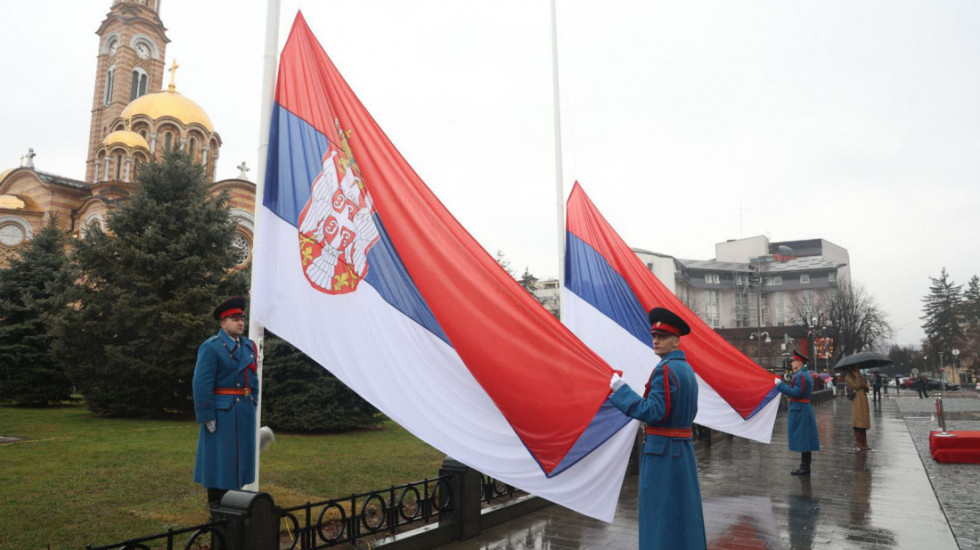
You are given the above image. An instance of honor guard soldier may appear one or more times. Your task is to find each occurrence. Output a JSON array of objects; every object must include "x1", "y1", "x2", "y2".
[
  {"x1": 774, "y1": 350, "x2": 821, "y2": 475},
  {"x1": 192, "y1": 296, "x2": 259, "y2": 506},
  {"x1": 609, "y1": 307, "x2": 707, "y2": 550}
]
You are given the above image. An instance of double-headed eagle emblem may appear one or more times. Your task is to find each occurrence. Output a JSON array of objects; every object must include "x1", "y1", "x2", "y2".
[{"x1": 297, "y1": 121, "x2": 380, "y2": 294}]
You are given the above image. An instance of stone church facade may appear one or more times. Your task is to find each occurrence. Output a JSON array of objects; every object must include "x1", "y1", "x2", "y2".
[{"x1": 0, "y1": 0, "x2": 255, "y2": 267}]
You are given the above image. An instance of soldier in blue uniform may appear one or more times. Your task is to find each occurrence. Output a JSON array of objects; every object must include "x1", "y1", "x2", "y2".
[
  {"x1": 774, "y1": 350, "x2": 820, "y2": 476},
  {"x1": 609, "y1": 307, "x2": 707, "y2": 550},
  {"x1": 192, "y1": 296, "x2": 259, "y2": 506}
]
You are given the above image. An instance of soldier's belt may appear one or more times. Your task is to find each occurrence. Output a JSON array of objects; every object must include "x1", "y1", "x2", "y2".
[
  {"x1": 644, "y1": 426, "x2": 693, "y2": 438},
  {"x1": 790, "y1": 398, "x2": 811, "y2": 403},
  {"x1": 214, "y1": 388, "x2": 251, "y2": 396}
]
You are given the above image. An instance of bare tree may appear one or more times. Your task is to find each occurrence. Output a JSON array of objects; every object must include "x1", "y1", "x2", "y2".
[{"x1": 826, "y1": 281, "x2": 893, "y2": 359}]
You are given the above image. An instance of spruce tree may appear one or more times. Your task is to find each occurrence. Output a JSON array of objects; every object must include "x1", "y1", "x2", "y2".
[
  {"x1": 962, "y1": 275, "x2": 980, "y2": 327},
  {"x1": 53, "y1": 151, "x2": 246, "y2": 417},
  {"x1": 0, "y1": 217, "x2": 73, "y2": 405},
  {"x1": 921, "y1": 267, "x2": 963, "y2": 353},
  {"x1": 261, "y1": 331, "x2": 382, "y2": 432}
]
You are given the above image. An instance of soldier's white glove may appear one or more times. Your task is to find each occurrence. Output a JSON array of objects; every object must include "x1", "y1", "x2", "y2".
[
  {"x1": 774, "y1": 377, "x2": 782, "y2": 386},
  {"x1": 205, "y1": 420, "x2": 216, "y2": 433},
  {"x1": 610, "y1": 373, "x2": 625, "y2": 392}
]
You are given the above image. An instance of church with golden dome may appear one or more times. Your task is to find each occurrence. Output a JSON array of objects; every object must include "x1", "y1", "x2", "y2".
[{"x1": 0, "y1": 0, "x2": 255, "y2": 267}]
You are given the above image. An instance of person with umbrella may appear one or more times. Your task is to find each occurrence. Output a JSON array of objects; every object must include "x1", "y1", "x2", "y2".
[
  {"x1": 834, "y1": 352, "x2": 891, "y2": 451},
  {"x1": 773, "y1": 350, "x2": 820, "y2": 475}
]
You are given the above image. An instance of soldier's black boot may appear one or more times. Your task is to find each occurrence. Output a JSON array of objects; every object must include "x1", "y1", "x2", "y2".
[{"x1": 791, "y1": 452, "x2": 811, "y2": 476}]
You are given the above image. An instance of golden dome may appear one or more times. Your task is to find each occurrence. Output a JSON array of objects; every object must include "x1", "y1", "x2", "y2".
[
  {"x1": 121, "y1": 89, "x2": 214, "y2": 132},
  {"x1": 102, "y1": 129, "x2": 150, "y2": 150},
  {"x1": 0, "y1": 194, "x2": 26, "y2": 209},
  {"x1": 0, "y1": 168, "x2": 11, "y2": 182}
]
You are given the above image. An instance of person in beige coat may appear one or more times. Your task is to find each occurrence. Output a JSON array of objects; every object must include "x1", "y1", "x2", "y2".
[{"x1": 845, "y1": 366, "x2": 871, "y2": 451}]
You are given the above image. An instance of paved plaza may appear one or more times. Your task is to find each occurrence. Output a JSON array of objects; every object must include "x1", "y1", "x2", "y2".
[{"x1": 437, "y1": 390, "x2": 980, "y2": 550}]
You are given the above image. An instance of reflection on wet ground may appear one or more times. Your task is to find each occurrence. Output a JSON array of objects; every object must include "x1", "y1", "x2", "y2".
[{"x1": 437, "y1": 394, "x2": 974, "y2": 550}]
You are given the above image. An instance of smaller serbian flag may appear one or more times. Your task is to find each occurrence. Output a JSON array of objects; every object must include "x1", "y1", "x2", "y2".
[
  {"x1": 252, "y1": 13, "x2": 634, "y2": 521},
  {"x1": 564, "y1": 182, "x2": 780, "y2": 442}
]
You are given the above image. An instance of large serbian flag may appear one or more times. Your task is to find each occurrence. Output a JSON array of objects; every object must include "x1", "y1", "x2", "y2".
[
  {"x1": 251, "y1": 13, "x2": 634, "y2": 521},
  {"x1": 564, "y1": 183, "x2": 780, "y2": 442}
]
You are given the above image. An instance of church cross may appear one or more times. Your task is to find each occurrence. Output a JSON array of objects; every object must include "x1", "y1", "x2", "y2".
[{"x1": 168, "y1": 60, "x2": 180, "y2": 91}]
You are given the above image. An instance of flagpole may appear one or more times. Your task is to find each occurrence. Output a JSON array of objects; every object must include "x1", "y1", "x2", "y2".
[
  {"x1": 244, "y1": 0, "x2": 281, "y2": 492},
  {"x1": 550, "y1": 0, "x2": 566, "y2": 321}
]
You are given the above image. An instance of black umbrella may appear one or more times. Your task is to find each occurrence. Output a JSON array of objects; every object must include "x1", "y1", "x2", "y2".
[{"x1": 833, "y1": 351, "x2": 893, "y2": 371}]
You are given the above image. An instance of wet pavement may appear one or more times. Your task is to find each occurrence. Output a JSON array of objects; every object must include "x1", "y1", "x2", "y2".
[{"x1": 437, "y1": 391, "x2": 980, "y2": 549}]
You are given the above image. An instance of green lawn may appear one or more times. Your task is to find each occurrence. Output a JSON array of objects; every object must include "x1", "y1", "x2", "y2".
[{"x1": 0, "y1": 404, "x2": 445, "y2": 549}]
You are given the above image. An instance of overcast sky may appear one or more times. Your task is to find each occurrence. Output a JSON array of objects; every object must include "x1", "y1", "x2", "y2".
[{"x1": 3, "y1": 0, "x2": 979, "y2": 348}]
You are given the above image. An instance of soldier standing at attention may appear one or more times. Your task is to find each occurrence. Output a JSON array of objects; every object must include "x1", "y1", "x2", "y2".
[
  {"x1": 193, "y1": 296, "x2": 259, "y2": 506},
  {"x1": 609, "y1": 307, "x2": 707, "y2": 550},
  {"x1": 774, "y1": 351, "x2": 821, "y2": 475}
]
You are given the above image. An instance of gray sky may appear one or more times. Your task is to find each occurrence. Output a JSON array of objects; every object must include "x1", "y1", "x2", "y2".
[{"x1": 3, "y1": 0, "x2": 979, "y2": 347}]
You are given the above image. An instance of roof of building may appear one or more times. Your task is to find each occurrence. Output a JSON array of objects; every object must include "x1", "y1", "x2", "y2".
[
  {"x1": 102, "y1": 129, "x2": 150, "y2": 150},
  {"x1": 121, "y1": 89, "x2": 214, "y2": 132},
  {"x1": 759, "y1": 256, "x2": 842, "y2": 272},
  {"x1": 34, "y1": 170, "x2": 89, "y2": 190},
  {"x1": 631, "y1": 247, "x2": 675, "y2": 259},
  {"x1": 676, "y1": 258, "x2": 753, "y2": 272}
]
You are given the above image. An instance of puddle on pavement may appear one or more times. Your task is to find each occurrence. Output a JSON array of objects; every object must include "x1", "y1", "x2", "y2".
[{"x1": 903, "y1": 411, "x2": 980, "y2": 420}]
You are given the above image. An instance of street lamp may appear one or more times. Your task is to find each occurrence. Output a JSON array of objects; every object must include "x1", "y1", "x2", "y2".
[{"x1": 749, "y1": 331, "x2": 771, "y2": 369}]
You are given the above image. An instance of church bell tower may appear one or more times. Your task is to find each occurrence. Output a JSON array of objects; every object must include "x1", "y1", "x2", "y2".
[{"x1": 86, "y1": 0, "x2": 170, "y2": 182}]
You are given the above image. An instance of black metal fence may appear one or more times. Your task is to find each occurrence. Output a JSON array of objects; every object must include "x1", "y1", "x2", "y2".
[
  {"x1": 84, "y1": 459, "x2": 544, "y2": 550},
  {"x1": 85, "y1": 521, "x2": 228, "y2": 550},
  {"x1": 278, "y1": 476, "x2": 453, "y2": 549}
]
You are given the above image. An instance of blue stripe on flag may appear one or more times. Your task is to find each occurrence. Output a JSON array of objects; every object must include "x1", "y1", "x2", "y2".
[
  {"x1": 565, "y1": 232, "x2": 652, "y2": 347},
  {"x1": 264, "y1": 104, "x2": 330, "y2": 225}
]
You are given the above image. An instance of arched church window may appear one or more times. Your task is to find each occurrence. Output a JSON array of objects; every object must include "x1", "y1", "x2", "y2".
[
  {"x1": 189, "y1": 138, "x2": 196, "y2": 160},
  {"x1": 103, "y1": 66, "x2": 115, "y2": 106},
  {"x1": 115, "y1": 154, "x2": 122, "y2": 180},
  {"x1": 164, "y1": 132, "x2": 173, "y2": 152},
  {"x1": 230, "y1": 233, "x2": 252, "y2": 267},
  {"x1": 130, "y1": 69, "x2": 149, "y2": 101}
]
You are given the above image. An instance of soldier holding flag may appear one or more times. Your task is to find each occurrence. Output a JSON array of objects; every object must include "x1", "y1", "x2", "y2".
[{"x1": 774, "y1": 350, "x2": 821, "y2": 475}]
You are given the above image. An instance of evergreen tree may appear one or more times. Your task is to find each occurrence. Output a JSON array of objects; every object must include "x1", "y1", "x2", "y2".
[
  {"x1": 519, "y1": 267, "x2": 539, "y2": 293},
  {"x1": 921, "y1": 267, "x2": 963, "y2": 353},
  {"x1": 261, "y1": 331, "x2": 382, "y2": 432},
  {"x1": 962, "y1": 275, "x2": 980, "y2": 327},
  {"x1": 53, "y1": 151, "x2": 246, "y2": 417},
  {"x1": 0, "y1": 217, "x2": 73, "y2": 405}
]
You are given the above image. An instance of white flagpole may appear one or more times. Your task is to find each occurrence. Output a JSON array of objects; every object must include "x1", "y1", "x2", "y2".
[
  {"x1": 550, "y1": 0, "x2": 566, "y2": 320},
  {"x1": 244, "y1": 0, "x2": 281, "y2": 492}
]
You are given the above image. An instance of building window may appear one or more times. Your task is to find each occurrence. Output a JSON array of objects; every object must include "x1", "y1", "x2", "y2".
[
  {"x1": 704, "y1": 290, "x2": 720, "y2": 328},
  {"x1": 736, "y1": 274, "x2": 749, "y2": 286},
  {"x1": 646, "y1": 262, "x2": 654, "y2": 271},
  {"x1": 734, "y1": 291, "x2": 750, "y2": 328},
  {"x1": 761, "y1": 294, "x2": 769, "y2": 326},
  {"x1": 164, "y1": 132, "x2": 173, "y2": 151},
  {"x1": 800, "y1": 274, "x2": 810, "y2": 284},
  {"x1": 103, "y1": 66, "x2": 115, "y2": 106},
  {"x1": 114, "y1": 154, "x2": 122, "y2": 180},
  {"x1": 704, "y1": 273, "x2": 720, "y2": 284},
  {"x1": 766, "y1": 276, "x2": 782, "y2": 286},
  {"x1": 828, "y1": 272, "x2": 836, "y2": 283},
  {"x1": 130, "y1": 69, "x2": 149, "y2": 101},
  {"x1": 188, "y1": 138, "x2": 196, "y2": 160},
  {"x1": 775, "y1": 292, "x2": 785, "y2": 326}
]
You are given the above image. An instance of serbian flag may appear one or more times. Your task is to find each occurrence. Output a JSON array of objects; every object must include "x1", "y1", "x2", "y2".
[
  {"x1": 252, "y1": 13, "x2": 634, "y2": 521},
  {"x1": 564, "y1": 182, "x2": 780, "y2": 442}
]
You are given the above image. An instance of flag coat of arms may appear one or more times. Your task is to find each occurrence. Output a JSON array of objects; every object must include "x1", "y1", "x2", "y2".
[
  {"x1": 252, "y1": 13, "x2": 636, "y2": 521},
  {"x1": 563, "y1": 183, "x2": 780, "y2": 442}
]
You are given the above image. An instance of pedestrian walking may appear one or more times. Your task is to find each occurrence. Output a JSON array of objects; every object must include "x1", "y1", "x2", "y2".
[
  {"x1": 871, "y1": 373, "x2": 882, "y2": 402},
  {"x1": 774, "y1": 350, "x2": 820, "y2": 475},
  {"x1": 845, "y1": 366, "x2": 872, "y2": 451},
  {"x1": 610, "y1": 307, "x2": 706, "y2": 550},
  {"x1": 917, "y1": 374, "x2": 929, "y2": 399},
  {"x1": 192, "y1": 296, "x2": 259, "y2": 506}
]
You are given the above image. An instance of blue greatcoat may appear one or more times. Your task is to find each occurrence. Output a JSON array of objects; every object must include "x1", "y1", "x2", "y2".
[
  {"x1": 610, "y1": 350, "x2": 707, "y2": 550},
  {"x1": 192, "y1": 330, "x2": 259, "y2": 490},
  {"x1": 776, "y1": 367, "x2": 820, "y2": 452}
]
